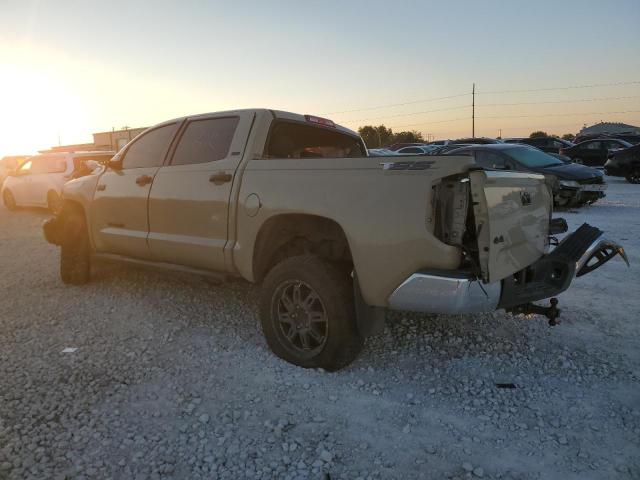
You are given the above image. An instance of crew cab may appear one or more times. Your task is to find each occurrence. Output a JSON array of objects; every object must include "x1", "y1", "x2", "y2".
[{"x1": 43, "y1": 109, "x2": 628, "y2": 370}]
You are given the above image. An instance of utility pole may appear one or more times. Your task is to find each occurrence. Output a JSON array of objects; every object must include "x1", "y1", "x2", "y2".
[
  {"x1": 498, "y1": 128, "x2": 502, "y2": 139},
  {"x1": 472, "y1": 83, "x2": 475, "y2": 138}
]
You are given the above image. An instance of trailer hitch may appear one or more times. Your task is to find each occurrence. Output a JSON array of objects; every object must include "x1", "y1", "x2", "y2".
[{"x1": 508, "y1": 298, "x2": 561, "y2": 326}]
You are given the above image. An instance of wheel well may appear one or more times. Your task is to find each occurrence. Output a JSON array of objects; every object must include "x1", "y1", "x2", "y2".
[
  {"x1": 253, "y1": 214, "x2": 352, "y2": 282},
  {"x1": 59, "y1": 199, "x2": 85, "y2": 222}
]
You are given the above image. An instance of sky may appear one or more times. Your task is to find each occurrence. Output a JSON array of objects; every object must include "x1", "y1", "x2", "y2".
[{"x1": 1, "y1": 0, "x2": 639, "y2": 155}]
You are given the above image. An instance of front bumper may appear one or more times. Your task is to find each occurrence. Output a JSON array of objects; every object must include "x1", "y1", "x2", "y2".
[{"x1": 387, "y1": 224, "x2": 628, "y2": 314}]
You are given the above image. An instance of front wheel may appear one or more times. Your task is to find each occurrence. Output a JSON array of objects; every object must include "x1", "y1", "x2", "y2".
[
  {"x1": 60, "y1": 211, "x2": 91, "y2": 285},
  {"x1": 626, "y1": 169, "x2": 640, "y2": 184},
  {"x1": 259, "y1": 255, "x2": 363, "y2": 371},
  {"x1": 3, "y1": 189, "x2": 17, "y2": 211}
]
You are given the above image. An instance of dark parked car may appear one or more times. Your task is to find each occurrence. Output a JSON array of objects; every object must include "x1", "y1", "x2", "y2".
[
  {"x1": 447, "y1": 144, "x2": 606, "y2": 207},
  {"x1": 560, "y1": 138, "x2": 632, "y2": 167},
  {"x1": 450, "y1": 137, "x2": 503, "y2": 145},
  {"x1": 605, "y1": 144, "x2": 640, "y2": 184},
  {"x1": 504, "y1": 137, "x2": 574, "y2": 154},
  {"x1": 574, "y1": 132, "x2": 640, "y2": 145}
]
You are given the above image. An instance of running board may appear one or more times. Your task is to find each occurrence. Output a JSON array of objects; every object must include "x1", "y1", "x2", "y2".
[{"x1": 92, "y1": 253, "x2": 228, "y2": 283}]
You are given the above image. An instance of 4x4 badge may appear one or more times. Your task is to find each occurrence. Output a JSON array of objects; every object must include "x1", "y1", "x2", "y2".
[{"x1": 521, "y1": 191, "x2": 532, "y2": 206}]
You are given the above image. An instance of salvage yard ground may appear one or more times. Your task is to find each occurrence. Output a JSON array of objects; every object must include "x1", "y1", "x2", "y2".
[{"x1": 0, "y1": 178, "x2": 639, "y2": 480}]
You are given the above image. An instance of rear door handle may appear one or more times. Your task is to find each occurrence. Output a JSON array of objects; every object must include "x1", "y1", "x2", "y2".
[
  {"x1": 135, "y1": 175, "x2": 153, "y2": 186},
  {"x1": 209, "y1": 172, "x2": 232, "y2": 185},
  {"x1": 97, "y1": 184, "x2": 106, "y2": 191}
]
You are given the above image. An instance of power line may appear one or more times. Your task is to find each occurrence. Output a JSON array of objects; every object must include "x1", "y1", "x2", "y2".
[
  {"x1": 324, "y1": 80, "x2": 640, "y2": 117},
  {"x1": 478, "y1": 109, "x2": 640, "y2": 120},
  {"x1": 323, "y1": 93, "x2": 470, "y2": 115},
  {"x1": 336, "y1": 104, "x2": 471, "y2": 123},
  {"x1": 477, "y1": 80, "x2": 640, "y2": 95},
  {"x1": 339, "y1": 95, "x2": 640, "y2": 126},
  {"x1": 386, "y1": 117, "x2": 470, "y2": 129},
  {"x1": 379, "y1": 109, "x2": 640, "y2": 131},
  {"x1": 478, "y1": 95, "x2": 640, "y2": 107}
]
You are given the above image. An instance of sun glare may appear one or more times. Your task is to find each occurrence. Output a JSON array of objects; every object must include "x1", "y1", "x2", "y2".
[{"x1": 0, "y1": 61, "x2": 90, "y2": 157}]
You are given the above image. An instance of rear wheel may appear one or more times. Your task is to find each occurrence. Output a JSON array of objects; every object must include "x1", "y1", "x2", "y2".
[
  {"x1": 3, "y1": 189, "x2": 17, "y2": 211},
  {"x1": 260, "y1": 255, "x2": 363, "y2": 371},
  {"x1": 47, "y1": 191, "x2": 62, "y2": 213},
  {"x1": 60, "y1": 211, "x2": 90, "y2": 285},
  {"x1": 626, "y1": 169, "x2": 640, "y2": 184}
]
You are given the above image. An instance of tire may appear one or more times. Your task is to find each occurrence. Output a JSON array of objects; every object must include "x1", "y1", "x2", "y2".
[
  {"x1": 626, "y1": 169, "x2": 640, "y2": 184},
  {"x1": 259, "y1": 255, "x2": 363, "y2": 371},
  {"x1": 47, "y1": 191, "x2": 62, "y2": 213},
  {"x1": 3, "y1": 189, "x2": 17, "y2": 211},
  {"x1": 60, "y1": 211, "x2": 90, "y2": 285}
]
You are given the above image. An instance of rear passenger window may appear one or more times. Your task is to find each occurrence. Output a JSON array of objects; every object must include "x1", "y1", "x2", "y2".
[
  {"x1": 123, "y1": 123, "x2": 178, "y2": 169},
  {"x1": 171, "y1": 117, "x2": 239, "y2": 166},
  {"x1": 266, "y1": 121, "x2": 365, "y2": 159},
  {"x1": 475, "y1": 151, "x2": 506, "y2": 169}
]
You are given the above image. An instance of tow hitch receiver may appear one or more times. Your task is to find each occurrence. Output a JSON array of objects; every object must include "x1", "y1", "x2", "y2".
[{"x1": 508, "y1": 298, "x2": 561, "y2": 326}]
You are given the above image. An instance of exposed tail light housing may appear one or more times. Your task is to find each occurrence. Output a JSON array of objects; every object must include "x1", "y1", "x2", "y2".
[{"x1": 304, "y1": 115, "x2": 336, "y2": 128}]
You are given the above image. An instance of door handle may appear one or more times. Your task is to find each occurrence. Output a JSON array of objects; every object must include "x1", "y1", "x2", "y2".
[
  {"x1": 135, "y1": 175, "x2": 153, "y2": 186},
  {"x1": 97, "y1": 184, "x2": 106, "y2": 191},
  {"x1": 209, "y1": 172, "x2": 233, "y2": 185}
]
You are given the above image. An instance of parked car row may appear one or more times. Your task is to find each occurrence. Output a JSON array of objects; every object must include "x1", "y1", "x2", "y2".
[
  {"x1": 2, "y1": 152, "x2": 114, "y2": 212},
  {"x1": 443, "y1": 144, "x2": 606, "y2": 207}
]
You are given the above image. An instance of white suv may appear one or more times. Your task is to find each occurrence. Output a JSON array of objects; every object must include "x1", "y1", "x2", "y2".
[{"x1": 2, "y1": 151, "x2": 114, "y2": 212}]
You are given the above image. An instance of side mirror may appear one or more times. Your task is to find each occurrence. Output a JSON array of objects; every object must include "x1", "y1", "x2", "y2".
[{"x1": 107, "y1": 157, "x2": 123, "y2": 170}]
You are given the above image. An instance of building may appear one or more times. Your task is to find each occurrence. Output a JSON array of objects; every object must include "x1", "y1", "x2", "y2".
[
  {"x1": 42, "y1": 126, "x2": 148, "y2": 154},
  {"x1": 578, "y1": 121, "x2": 640, "y2": 136},
  {"x1": 92, "y1": 127, "x2": 148, "y2": 152}
]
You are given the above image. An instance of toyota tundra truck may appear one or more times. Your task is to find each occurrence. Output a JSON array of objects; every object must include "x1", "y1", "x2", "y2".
[{"x1": 42, "y1": 109, "x2": 629, "y2": 371}]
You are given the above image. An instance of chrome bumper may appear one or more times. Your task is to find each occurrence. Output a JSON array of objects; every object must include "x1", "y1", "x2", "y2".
[
  {"x1": 575, "y1": 232, "x2": 629, "y2": 277},
  {"x1": 387, "y1": 272, "x2": 501, "y2": 314}
]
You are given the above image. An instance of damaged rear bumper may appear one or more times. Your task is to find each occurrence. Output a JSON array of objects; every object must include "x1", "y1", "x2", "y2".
[
  {"x1": 388, "y1": 223, "x2": 628, "y2": 314},
  {"x1": 498, "y1": 223, "x2": 628, "y2": 309}
]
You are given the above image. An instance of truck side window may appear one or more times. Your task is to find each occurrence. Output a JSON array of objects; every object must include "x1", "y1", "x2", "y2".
[
  {"x1": 265, "y1": 121, "x2": 365, "y2": 159},
  {"x1": 171, "y1": 117, "x2": 239, "y2": 166},
  {"x1": 122, "y1": 123, "x2": 178, "y2": 169}
]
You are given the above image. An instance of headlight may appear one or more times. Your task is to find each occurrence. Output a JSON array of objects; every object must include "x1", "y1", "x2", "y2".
[{"x1": 558, "y1": 180, "x2": 580, "y2": 189}]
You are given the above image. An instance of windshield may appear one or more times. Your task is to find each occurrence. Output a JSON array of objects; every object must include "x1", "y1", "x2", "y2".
[{"x1": 505, "y1": 147, "x2": 563, "y2": 168}]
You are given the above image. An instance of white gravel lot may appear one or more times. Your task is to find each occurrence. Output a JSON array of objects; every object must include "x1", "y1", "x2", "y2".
[{"x1": 0, "y1": 178, "x2": 638, "y2": 480}]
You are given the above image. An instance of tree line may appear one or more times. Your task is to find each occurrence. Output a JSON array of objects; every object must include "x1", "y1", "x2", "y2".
[{"x1": 358, "y1": 124, "x2": 576, "y2": 148}]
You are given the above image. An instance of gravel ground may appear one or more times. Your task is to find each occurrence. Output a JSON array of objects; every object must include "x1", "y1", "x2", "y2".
[{"x1": 1, "y1": 178, "x2": 639, "y2": 480}]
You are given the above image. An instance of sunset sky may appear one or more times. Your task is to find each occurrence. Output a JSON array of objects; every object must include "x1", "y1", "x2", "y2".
[{"x1": 1, "y1": 0, "x2": 639, "y2": 156}]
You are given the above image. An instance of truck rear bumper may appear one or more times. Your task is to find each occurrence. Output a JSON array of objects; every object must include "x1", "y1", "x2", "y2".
[
  {"x1": 388, "y1": 224, "x2": 628, "y2": 315},
  {"x1": 388, "y1": 271, "x2": 501, "y2": 314}
]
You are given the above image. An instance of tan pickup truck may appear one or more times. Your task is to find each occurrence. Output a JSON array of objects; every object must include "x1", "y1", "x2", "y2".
[{"x1": 43, "y1": 109, "x2": 628, "y2": 370}]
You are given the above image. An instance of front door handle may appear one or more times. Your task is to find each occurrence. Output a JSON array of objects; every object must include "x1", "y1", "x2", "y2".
[
  {"x1": 209, "y1": 172, "x2": 232, "y2": 185},
  {"x1": 135, "y1": 175, "x2": 153, "y2": 186}
]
